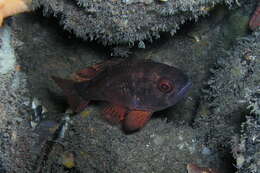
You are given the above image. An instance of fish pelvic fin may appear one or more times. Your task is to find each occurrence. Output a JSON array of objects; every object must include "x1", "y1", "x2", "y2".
[
  {"x1": 123, "y1": 110, "x2": 152, "y2": 132},
  {"x1": 52, "y1": 76, "x2": 89, "y2": 113}
]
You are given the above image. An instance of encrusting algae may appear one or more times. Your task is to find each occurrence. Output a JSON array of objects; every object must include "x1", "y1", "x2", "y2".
[{"x1": 0, "y1": 0, "x2": 254, "y2": 46}]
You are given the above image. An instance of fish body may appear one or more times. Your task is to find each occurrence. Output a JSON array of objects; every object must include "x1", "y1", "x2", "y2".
[{"x1": 53, "y1": 59, "x2": 191, "y2": 131}]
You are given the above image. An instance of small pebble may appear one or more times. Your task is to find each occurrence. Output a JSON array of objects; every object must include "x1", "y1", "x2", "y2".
[
  {"x1": 62, "y1": 152, "x2": 75, "y2": 168},
  {"x1": 153, "y1": 135, "x2": 164, "y2": 145},
  {"x1": 202, "y1": 147, "x2": 211, "y2": 155}
]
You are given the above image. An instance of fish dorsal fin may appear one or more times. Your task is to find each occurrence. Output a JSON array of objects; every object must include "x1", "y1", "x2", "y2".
[
  {"x1": 102, "y1": 104, "x2": 127, "y2": 124},
  {"x1": 72, "y1": 60, "x2": 122, "y2": 82},
  {"x1": 123, "y1": 110, "x2": 152, "y2": 132},
  {"x1": 72, "y1": 62, "x2": 107, "y2": 82}
]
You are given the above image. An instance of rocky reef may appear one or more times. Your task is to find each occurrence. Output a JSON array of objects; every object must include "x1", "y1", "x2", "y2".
[
  {"x1": 232, "y1": 70, "x2": 260, "y2": 173},
  {"x1": 30, "y1": 0, "x2": 246, "y2": 46},
  {"x1": 0, "y1": 1, "x2": 259, "y2": 173},
  {"x1": 233, "y1": 113, "x2": 260, "y2": 173},
  {"x1": 196, "y1": 28, "x2": 260, "y2": 172}
]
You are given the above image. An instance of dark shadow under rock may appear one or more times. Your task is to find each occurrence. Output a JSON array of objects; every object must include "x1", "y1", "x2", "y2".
[{"x1": 12, "y1": 13, "x2": 107, "y2": 111}]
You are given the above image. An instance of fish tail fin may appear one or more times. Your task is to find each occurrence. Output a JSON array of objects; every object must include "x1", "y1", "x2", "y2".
[{"x1": 52, "y1": 76, "x2": 89, "y2": 113}]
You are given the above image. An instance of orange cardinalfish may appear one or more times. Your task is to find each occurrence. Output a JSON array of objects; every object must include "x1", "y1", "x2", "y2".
[{"x1": 52, "y1": 59, "x2": 192, "y2": 132}]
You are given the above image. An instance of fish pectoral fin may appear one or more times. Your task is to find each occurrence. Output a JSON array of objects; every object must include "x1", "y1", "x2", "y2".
[
  {"x1": 123, "y1": 110, "x2": 152, "y2": 132},
  {"x1": 102, "y1": 104, "x2": 127, "y2": 124}
]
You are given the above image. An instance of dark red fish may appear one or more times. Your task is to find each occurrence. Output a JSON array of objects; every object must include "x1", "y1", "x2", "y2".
[
  {"x1": 249, "y1": 1, "x2": 260, "y2": 30},
  {"x1": 53, "y1": 59, "x2": 191, "y2": 131}
]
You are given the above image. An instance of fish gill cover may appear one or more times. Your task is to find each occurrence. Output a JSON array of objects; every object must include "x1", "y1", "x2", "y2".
[{"x1": 31, "y1": 0, "x2": 241, "y2": 46}]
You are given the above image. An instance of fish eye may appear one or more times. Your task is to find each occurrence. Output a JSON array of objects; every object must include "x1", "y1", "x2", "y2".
[{"x1": 158, "y1": 79, "x2": 173, "y2": 93}]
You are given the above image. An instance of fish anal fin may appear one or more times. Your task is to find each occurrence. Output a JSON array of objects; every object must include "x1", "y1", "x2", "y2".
[
  {"x1": 102, "y1": 104, "x2": 127, "y2": 124},
  {"x1": 52, "y1": 76, "x2": 89, "y2": 113},
  {"x1": 123, "y1": 110, "x2": 152, "y2": 132}
]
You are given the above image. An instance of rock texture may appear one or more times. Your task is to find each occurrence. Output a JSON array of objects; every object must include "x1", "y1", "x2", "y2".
[{"x1": 30, "y1": 0, "x2": 248, "y2": 46}]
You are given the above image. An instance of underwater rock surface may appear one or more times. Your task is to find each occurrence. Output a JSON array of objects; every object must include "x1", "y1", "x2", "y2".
[
  {"x1": 0, "y1": 1, "x2": 259, "y2": 173},
  {"x1": 233, "y1": 114, "x2": 260, "y2": 173},
  {"x1": 195, "y1": 30, "x2": 260, "y2": 145},
  {"x1": 230, "y1": 33, "x2": 260, "y2": 173},
  {"x1": 30, "y1": 0, "x2": 246, "y2": 46},
  {"x1": 0, "y1": 26, "x2": 33, "y2": 172}
]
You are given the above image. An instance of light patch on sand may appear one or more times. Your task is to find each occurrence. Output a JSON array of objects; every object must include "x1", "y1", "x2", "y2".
[{"x1": 0, "y1": 26, "x2": 15, "y2": 74}]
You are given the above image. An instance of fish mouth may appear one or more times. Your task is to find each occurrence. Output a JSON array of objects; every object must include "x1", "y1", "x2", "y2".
[
  {"x1": 169, "y1": 81, "x2": 192, "y2": 106},
  {"x1": 177, "y1": 81, "x2": 192, "y2": 97}
]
